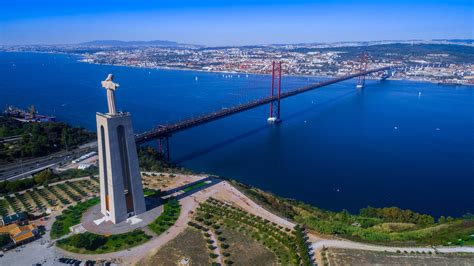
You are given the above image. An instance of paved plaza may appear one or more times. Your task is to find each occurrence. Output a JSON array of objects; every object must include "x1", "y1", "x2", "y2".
[{"x1": 81, "y1": 196, "x2": 163, "y2": 235}]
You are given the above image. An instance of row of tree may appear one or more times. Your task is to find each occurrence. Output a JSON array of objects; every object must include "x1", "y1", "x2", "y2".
[
  {"x1": 359, "y1": 206, "x2": 435, "y2": 226},
  {"x1": 0, "y1": 169, "x2": 58, "y2": 195}
]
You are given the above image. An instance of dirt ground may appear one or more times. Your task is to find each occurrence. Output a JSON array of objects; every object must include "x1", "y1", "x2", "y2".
[
  {"x1": 141, "y1": 172, "x2": 199, "y2": 191},
  {"x1": 324, "y1": 248, "x2": 474, "y2": 266},
  {"x1": 140, "y1": 227, "x2": 210, "y2": 266},
  {"x1": 220, "y1": 227, "x2": 277, "y2": 266}
]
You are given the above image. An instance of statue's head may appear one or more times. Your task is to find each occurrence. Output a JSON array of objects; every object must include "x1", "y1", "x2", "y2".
[{"x1": 106, "y1": 74, "x2": 114, "y2": 81}]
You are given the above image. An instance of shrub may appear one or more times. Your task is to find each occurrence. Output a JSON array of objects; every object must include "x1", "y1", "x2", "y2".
[
  {"x1": 68, "y1": 232, "x2": 107, "y2": 251},
  {"x1": 0, "y1": 233, "x2": 12, "y2": 247}
]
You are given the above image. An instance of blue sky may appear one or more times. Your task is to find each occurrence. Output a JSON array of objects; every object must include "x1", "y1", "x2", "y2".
[{"x1": 0, "y1": 0, "x2": 472, "y2": 45}]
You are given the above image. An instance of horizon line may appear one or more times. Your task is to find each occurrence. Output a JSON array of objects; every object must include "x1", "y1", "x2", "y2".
[{"x1": 1, "y1": 38, "x2": 473, "y2": 48}]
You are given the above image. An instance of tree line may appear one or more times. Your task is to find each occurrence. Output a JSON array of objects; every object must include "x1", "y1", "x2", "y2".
[
  {"x1": 359, "y1": 206, "x2": 435, "y2": 226},
  {"x1": 0, "y1": 117, "x2": 95, "y2": 162}
]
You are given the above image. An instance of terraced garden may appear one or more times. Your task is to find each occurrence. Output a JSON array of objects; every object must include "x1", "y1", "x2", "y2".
[
  {"x1": 192, "y1": 197, "x2": 313, "y2": 266},
  {"x1": 0, "y1": 178, "x2": 98, "y2": 217}
]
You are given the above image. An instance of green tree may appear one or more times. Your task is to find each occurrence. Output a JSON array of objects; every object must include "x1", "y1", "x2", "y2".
[
  {"x1": 0, "y1": 233, "x2": 11, "y2": 247},
  {"x1": 68, "y1": 233, "x2": 107, "y2": 250},
  {"x1": 33, "y1": 169, "x2": 55, "y2": 184},
  {"x1": 438, "y1": 216, "x2": 446, "y2": 224}
]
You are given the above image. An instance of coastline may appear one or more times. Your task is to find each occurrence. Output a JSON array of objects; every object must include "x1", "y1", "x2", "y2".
[
  {"x1": 1, "y1": 50, "x2": 470, "y2": 87},
  {"x1": 78, "y1": 58, "x2": 473, "y2": 87}
]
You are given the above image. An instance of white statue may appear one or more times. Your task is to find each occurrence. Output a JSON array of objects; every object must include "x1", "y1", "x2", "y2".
[{"x1": 101, "y1": 74, "x2": 120, "y2": 114}]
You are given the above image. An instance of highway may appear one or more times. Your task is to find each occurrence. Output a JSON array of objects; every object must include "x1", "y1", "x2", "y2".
[{"x1": 0, "y1": 142, "x2": 97, "y2": 181}]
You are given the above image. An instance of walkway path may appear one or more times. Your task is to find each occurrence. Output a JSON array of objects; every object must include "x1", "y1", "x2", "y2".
[
  {"x1": 208, "y1": 228, "x2": 223, "y2": 265},
  {"x1": 311, "y1": 238, "x2": 474, "y2": 254}
]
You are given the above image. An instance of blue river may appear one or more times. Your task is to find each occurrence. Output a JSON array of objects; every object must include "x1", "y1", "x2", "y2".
[{"x1": 1, "y1": 52, "x2": 473, "y2": 217}]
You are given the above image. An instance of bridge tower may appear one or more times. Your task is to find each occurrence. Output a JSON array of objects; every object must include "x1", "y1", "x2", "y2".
[
  {"x1": 356, "y1": 52, "x2": 369, "y2": 89},
  {"x1": 157, "y1": 135, "x2": 170, "y2": 162},
  {"x1": 267, "y1": 61, "x2": 282, "y2": 124}
]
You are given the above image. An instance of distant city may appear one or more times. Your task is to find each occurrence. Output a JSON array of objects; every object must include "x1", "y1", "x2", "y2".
[{"x1": 1, "y1": 39, "x2": 473, "y2": 85}]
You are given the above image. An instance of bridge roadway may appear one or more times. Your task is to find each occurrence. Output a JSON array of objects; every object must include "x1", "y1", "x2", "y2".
[{"x1": 135, "y1": 66, "x2": 392, "y2": 144}]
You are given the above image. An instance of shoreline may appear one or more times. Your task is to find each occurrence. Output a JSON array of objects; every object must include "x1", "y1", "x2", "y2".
[
  {"x1": 2, "y1": 50, "x2": 472, "y2": 87},
  {"x1": 78, "y1": 59, "x2": 473, "y2": 87}
]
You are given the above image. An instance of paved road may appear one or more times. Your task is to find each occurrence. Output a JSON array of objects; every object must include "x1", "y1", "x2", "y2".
[
  {"x1": 0, "y1": 142, "x2": 97, "y2": 181},
  {"x1": 311, "y1": 238, "x2": 474, "y2": 254}
]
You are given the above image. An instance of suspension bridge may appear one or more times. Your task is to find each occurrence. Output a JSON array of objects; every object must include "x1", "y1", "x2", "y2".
[{"x1": 135, "y1": 62, "x2": 397, "y2": 160}]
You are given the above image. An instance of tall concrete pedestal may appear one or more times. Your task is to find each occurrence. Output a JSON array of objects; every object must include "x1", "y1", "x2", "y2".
[{"x1": 96, "y1": 112, "x2": 146, "y2": 224}]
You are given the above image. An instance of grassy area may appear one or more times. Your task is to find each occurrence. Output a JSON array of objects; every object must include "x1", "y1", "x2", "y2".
[
  {"x1": 182, "y1": 181, "x2": 207, "y2": 193},
  {"x1": 194, "y1": 197, "x2": 312, "y2": 266},
  {"x1": 140, "y1": 228, "x2": 210, "y2": 265},
  {"x1": 56, "y1": 230, "x2": 151, "y2": 254},
  {"x1": 50, "y1": 197, "x2": 99, "y2": 239},
  {"x1": 221, "y1": 226, "x2": 277, "y2": 266},
  {"x1": 57, "y1": 168, "x2": 98, "y2": 180},
  {"x1": 148, "y1": 198, "x2": 181, "y2": 235},
  {"x1": 143, "y1": 188, "x2": 161, "y2": 197},
  {"x1": 228, "y1": 179, "x2": 474, "y2": 247}
]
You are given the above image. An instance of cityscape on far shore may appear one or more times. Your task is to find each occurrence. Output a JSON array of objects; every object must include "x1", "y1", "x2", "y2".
[{"x1": 2, "y1": 39, "x2": 473, "y2": 85}]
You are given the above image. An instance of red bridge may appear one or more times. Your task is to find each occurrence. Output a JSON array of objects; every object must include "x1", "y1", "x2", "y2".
[{"x1": 135, "y1": 65, "x2": 395, "y2": 159}]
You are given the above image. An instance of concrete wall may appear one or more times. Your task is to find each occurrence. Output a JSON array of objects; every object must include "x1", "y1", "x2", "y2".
[{"x1": 96, "y1": 112, "x2": 146, "y2": 224}]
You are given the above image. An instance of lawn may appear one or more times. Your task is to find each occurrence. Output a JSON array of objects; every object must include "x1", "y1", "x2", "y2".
[
  {"x1": 182, "y1": 181, "x2": 207, "y2": 193},
  {"x1": 50, "y1": 197, "x2": 99, "y2": 239},
  {"x1": 56, "y1": 230, "x2": 151, "y2": 254},
  {"x1": 148, "y1": 198, "x2": 181, "y2": 235}
]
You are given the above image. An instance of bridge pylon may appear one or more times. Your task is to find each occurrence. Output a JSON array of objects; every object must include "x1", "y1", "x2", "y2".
[
  {"x1": 356, "y1": 52, "x2": 369, "y2": 89},
  {"x1": 157, "y1": 135, "x2": 170, "y2": 162},
  {"x1": 267, "y1": 61, "x2": 282, "y2": 124}
]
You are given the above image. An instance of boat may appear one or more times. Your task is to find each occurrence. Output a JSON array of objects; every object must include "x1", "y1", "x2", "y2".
[
  {"x1": 380, "y1": 73, "x2": 390, "y2": 80},
  {"x1": 3, "y1": 105, "x2": 56, "y2": 123}
]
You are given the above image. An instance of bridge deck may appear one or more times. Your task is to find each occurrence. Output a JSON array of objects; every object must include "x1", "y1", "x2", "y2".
[{"x1": 135, "y1": 66, "x2": 391, "y2": 144}]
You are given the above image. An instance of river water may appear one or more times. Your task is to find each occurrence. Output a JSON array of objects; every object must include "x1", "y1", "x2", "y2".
[{"x1": 1, "y1": 52, "x2": 473, "y2": 217}]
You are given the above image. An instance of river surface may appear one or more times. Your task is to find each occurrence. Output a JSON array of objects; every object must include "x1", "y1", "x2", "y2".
[{"x1": 1, "y1": 52, "x2": 473, "y2": 217}]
